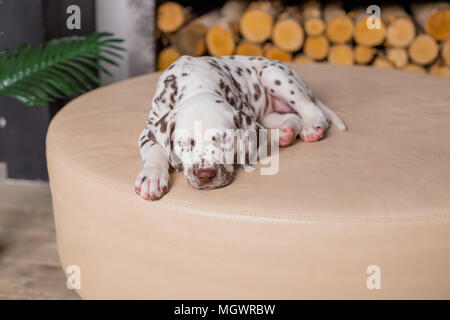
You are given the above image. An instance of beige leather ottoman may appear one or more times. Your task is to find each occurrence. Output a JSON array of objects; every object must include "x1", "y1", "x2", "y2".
[{"x1": 46, "y1": 64, "x2": 450, "y2": 299}]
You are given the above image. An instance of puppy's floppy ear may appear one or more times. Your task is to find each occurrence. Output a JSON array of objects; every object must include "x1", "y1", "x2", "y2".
[
  {"x1": 153, "y1": 110, "x2": 182, "y2": 170},
  {"x1": 231, "y1": 109, "x2": 265, "y2": 147},
  {"x1": 232, "y1": 109, "x2": 264, "y2": 131},
  {"x1": 230, "y1": 109, "x2": 266, "y2": 165}
]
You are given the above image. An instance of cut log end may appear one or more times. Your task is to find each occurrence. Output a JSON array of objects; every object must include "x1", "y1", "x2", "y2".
[
  {"x1": 429, "y1": 60, "x2": 450, "y2": 78},
  {"x1": 408, "y1": 34, "x2": 439, "y2": 65},
  {"x1": 442, "y1": 40, "x2": 450, "y2": 67},
  {"x1": 386, "y1": 47, "x2": 409, "y2": 68},
  {"x1": 206, "y1": 26, "x2": 235, "y2": 57},
  {"x1": 157, "y1": 2, "x2": 186, "y2": 33},
  {"x1": 173, "y1": 23, "x2": 207, "y2": 57},
  {"x1": 301, "y1": 0, "x2": 321, "y2": 20},
  {"x1": 354, "y1": 17, "x2": 386, "y2": 46},
  {"x1": 355, "y1": 45, "x2": 376, "y2": 64},
  {"x1": 265, "y1": 46, "x2": 293, "y2": 62},
  {"x1": 386, "y1": 18, "x2": 416, "y2": 47},
  {"x1": 305, "y1": 18, "x2": 325, "y2": 37},
  {"x1": 236, "y1": 42, "x2": 263, "y2": 56},
  {"x1": 328, "y1": 45, "x2": 354, "y2": 65},
  {"x1": 326, "y1": 16, "x2": 354, "y2": 44},
  {"x1": 373, "y1": 56, "x2": 394, "y2": 69},
  {"x1": 240, "y1": 9, "x2": 274, "y2": 43},
  {"x1": 272, "y1": 19, "x2": 304, "y2": 52},
  {"x1": 294, "y1": 55, "x2": 313, "y2": 63},
  {"x1": 157, "y1": 47, "x2": 181, "y2": 71},
  {"x1": 403, "y1": 64, "x2": 427, "y2": 73},
  {"x1": 426, "y1": 9, "x2": 450, "y2": 40},
  {"x1": 304, "y1": 35, "x2": 329, "y2": 60}
]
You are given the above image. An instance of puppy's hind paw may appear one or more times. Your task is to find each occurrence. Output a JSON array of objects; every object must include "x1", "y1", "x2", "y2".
[
  {"x1": 279, "y1": 127, "x2": 297, "y2": 147},
  {"x1": 135, "y1": 167, "x2": 169, "y2": 201},
  {"x1": 300, "y1": 125, "x2": 325, "y2": 143}
]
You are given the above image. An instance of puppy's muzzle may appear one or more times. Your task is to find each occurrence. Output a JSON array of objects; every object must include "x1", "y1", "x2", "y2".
[
  {"x1": 195, "y1": 168, "x2": 217, "y2": 184},
  {"x1": 188, "y1": 163, "x2": 232, "y2": 189}
]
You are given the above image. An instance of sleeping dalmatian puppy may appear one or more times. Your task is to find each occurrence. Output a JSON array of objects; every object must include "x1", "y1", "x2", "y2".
[{"x1": 135, "y1": 55, "x2": 346, "y2": 200}]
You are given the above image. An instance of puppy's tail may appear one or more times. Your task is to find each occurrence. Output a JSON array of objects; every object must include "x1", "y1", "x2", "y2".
[{"x1": 315, "y1": 98, "x2": 347, "y2": 131}]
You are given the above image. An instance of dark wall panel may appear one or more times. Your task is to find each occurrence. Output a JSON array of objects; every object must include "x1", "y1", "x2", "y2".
[
  {"x1": 0, "y1": 0, "x2": 48, "y2": 180},
  {"x1": 0, "y1": 0, "x2": 95, "y2": 180}
]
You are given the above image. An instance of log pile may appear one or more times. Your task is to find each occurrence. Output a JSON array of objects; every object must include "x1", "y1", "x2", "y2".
[{"x1": 156, "y1": 1, "x2": 450, "y2": 78}]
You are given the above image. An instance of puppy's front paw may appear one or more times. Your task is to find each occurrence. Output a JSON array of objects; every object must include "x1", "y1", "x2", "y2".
[{"x1": 135, "y1": 167, "x2": 169, "y2": 200}]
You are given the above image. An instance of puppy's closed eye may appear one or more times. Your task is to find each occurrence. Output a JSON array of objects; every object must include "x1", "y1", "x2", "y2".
[
  {"x1": 210, "y1": 133, "x2": 224, "y2": 145},
  {"x1": 177, "y1": 137, "x2": 194, "y2": 149}
]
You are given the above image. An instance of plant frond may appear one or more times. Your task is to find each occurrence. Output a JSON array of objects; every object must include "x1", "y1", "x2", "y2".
[{"x1": 0, "y1": 33, "x2": 125, "y2": 106}]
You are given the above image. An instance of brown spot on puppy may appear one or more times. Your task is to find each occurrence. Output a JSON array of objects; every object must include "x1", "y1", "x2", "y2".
[
  {"x1": 147, "y1": 130, "x2": 156, "y2": 141},
  {"x1": 253, "y1": 83, "x2": 261, "y2": 101}
]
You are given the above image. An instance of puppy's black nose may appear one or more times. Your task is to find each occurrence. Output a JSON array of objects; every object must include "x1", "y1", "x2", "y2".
[{"x1": 196, "y1": 168, "x2": 216, "y2": 182}]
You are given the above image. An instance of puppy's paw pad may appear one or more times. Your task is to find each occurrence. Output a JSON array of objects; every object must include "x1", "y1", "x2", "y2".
[
  {"x1": 135, "y1": 167, "x2": 169, "y2": 201},
  {"x1": 279, "y1": 127, "x2": 296, "y2": 147},
  {"x1": 300, "y1": 126, "x2": 324, "y2": 143}
]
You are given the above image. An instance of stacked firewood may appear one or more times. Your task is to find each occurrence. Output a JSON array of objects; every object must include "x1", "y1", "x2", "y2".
[{"x1": 156, "y1": 1, "x2": 450, "y2": 78}]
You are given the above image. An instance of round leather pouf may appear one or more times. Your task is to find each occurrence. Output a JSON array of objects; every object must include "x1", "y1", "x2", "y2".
[{"x1": 46, "y1": 64, "x2": 450, "y2": 299}]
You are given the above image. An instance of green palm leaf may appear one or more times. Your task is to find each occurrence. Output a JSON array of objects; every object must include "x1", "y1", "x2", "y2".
[{"x1": 0, "y1": 32, "x2": 125, "y2": 106}]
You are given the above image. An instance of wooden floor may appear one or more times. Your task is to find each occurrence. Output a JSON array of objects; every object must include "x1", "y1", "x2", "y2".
[{"x1": 0, "y1": 175, "x2": 79, "y2": 299}]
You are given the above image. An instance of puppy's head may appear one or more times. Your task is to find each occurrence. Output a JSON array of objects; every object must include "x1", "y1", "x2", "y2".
[
  {"x1": 170, "y1": 94, "x2": 237, "y2": 190},
  {"x1": 172, "y1": 128, "x2": 235, "y2": 190}
]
